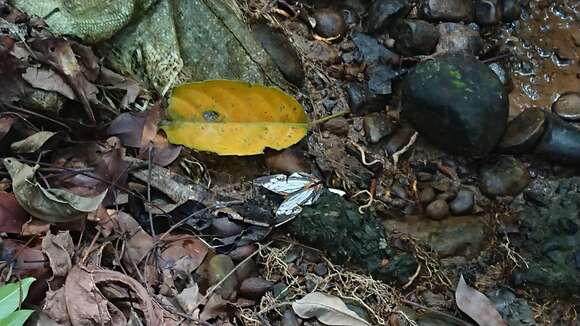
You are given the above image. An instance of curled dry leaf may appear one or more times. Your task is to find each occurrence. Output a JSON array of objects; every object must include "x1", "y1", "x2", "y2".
[
  {"x1": 292, "y1": 291, "x2": 370, "y2": 326},
  {"x1": 41, "y1": 231, "x2": 74, "y2": 277},
  {"x1": 1, "y1": 240, "x2": 48, "y2": 278},
  {"x1": 3, "y1": 158, "x2": 107, "y2": 223},
  {"x1": 114, "y1": 210, "x2": 154, "y2": 265},
  {"x1": 160, "y1": 234, "x2": 209, "y2": 272},
  {"x1": 0, "y1": 191, "x2": 29, "y2": 234},
  {"x1": 22, "y1": 67, "x2": 75, "y2": 100},
  {"x1": 45, "y1": 265, "x2": 165, "y2": 326},
  {"x1": 162, "y1": 80, "x2": 309, "y2": 156},
  {"x1": 10, "y1": 131, "x2": 60, "y2": 153},
  {"x1": 455, "y1": 275, "x2": 507, "y2": 326},
  {"x1": 21, "y1": 218, "x2": 50, "y2": 236}
]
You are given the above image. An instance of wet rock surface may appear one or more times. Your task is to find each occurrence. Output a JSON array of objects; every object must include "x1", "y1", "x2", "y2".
[
  {"x1": 479, "y1": 156, "x2": 530, "y2": 197},
  {"x1": 392, "y1": 19, "x2": 440, "y2": 56},
  {"x1": 367, "y1": 0, "x2": 410, "y2": 33},
  {"x1": 534, "y1": 113, "x2": 580, "y2": 164},
  {"x1": 449, "y1": 189, "x2": 475, "y2": 215},
  {"x1": 419, "y1": 0, "x2": 474, "y2": 22},
  {"x1": 436, "y1": 23, "x2": 482, "y2": 55},
  {"x1": 402, "y1": 55, "x2": 508, "y2": 156},
  {"x1": 552, "y1": 92, "x2": 580, "y2": 122},
  {"x1": 425, "y1": 199, "x2": 450, "y2": 220},
  {"x1": 497, "y1": 108, "x2": 547, "y2": 154},
  {"x1": 511, "y1": 177, "x2": 580, "y2": 295},
  {"x1": 363, "y1": 113, "x2": 394, "y2": 143}
]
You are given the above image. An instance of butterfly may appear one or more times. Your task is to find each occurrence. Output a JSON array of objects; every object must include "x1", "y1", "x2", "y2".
[{"x1": 254, "y1": 172, "x2": 345, "y2": 227}]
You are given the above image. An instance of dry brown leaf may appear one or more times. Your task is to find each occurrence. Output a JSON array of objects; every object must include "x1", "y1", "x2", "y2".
[
  {"x1": 292, "y1": 292, "x2": 370, "y2": 326},
  {"x1": 0, "y1": 191, "x2": 29, "y2": 234},
  {"x1": 41, "y1": 231, "x2": 74, "y2": 277},
  {"x1": 22, "y1": 67, "x2": 75, "y2": 99},
  {"x1": 199, "y1": 293, "x2": 229, "y2": 322},
  {"x1": 0, "y1": 49, "x2": 29, "y2": 103},
  {"x1": 176, "y1": 283, "x2": 201, "y2": 314},
  {"x1": 21, "y1": 218, "x2": 50, "y2": 236},
  {"x1": 455, "y1": 275, "x2": 507, "y2": 326},
  {"x1": 160, "y1": 234, "x2": 209, "y2": 272},
  {"x1": 114, "y1": 210, "x2": 154, "y2": 265},
  {"x1": 2, "y1": 239, "x2": 48, "y2": 279},
  {"x1": 0, "y1": 116, "x2": 16, "y2": 143},
  {"x1": 10, "y1": 131, "x2": 61, "y2": 153}
]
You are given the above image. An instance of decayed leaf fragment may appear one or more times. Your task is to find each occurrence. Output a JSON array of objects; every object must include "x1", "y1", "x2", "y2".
[
  {"x1": 292, "y1": 291, "x2": 370, "y2": 326},
  {"x1": 162, "y1": 80, "x2": 309, "y2": 155},
  {"x1": 3, "y1": 158, "x2": 107, "y2": 223},
  {"x1": 455, "y1": 275, "x2": 507, "y2": 326}
]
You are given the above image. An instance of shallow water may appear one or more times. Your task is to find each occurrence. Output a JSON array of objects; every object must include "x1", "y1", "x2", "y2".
[{"x1": 506, "y1": 0, "x2": 579, "y2": 114}]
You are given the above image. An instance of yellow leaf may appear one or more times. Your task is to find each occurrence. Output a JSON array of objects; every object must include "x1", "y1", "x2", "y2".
[{"x1": 161, "y1": 80, "x2": 309, "y2": 155}]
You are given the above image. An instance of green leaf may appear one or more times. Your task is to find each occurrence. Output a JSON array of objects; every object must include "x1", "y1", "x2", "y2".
[
  {"x1": 0, "y1": 310, "x2": 34, "y2": 326},
  {"x1": 0, "y1": 278, "x2": 35, "y2": 319}
]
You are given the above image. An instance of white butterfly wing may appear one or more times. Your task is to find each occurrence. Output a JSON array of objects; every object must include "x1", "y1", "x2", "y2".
[{"x1": 254, "y1": 172, "x2": 315, "y2": 195}]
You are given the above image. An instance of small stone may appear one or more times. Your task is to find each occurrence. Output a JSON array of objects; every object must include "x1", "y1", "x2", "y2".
[
  {"x1": 552, "y1": 92, "x2": 580, "y2": 121},
  {"x1": 363, "y1": 113, "x2": 394, "y2": 143},
  {"x1": 479, "y1": 156, "x2": 530, "y2": 197},
  {"x1": 323, "y1": 117, "x2": 349, "y2": 136},
  {"x1": 419, "y1": 187, "x2": 436, "y2": 203},
  {"x1": 344, "y1": 82, "x2": 388, "y2": 114},
  {"x1": 417, "y1": 172, "x2": 434, "y2": 181},
  {"x1": 367, "y1": 0, "x2": 410, "y2": 33},
  {"x1": 352, "y1": 32, "x2": 400, "y2": 65},
  {"x1": 391, "y1": 183, "x2": 409, "y2": 200},
  {"x1": 253, "y1": 24, "x2": 304, "y2": 86},
  {"x1": 497, "y1": 108, "x2": 547, "y2": 154},
  {"x1": 502, "y1": 0, "x2": 521, "y2": 22},
  {"x1": 488, "y1": 62, "x2": 511, "y2": 91},
  {"x1": 449, "y1": 189, "x2": 475, "y2": 215},
  {"x1": 475, "y1": 0, "x2": 502, "y2": 26},
  {"x1": 426, "y1": 199, "x2": 450, "y2": 220},
  {"x1": 313, "y1": 8, "x2": 347, "y2": 39},
  {"x1": 367, "y1": 64, "x2": 398, "y2": 95},
  {"x1": 392, "y1": 19, "x2": 440, "y2": 56},
  {"x1": 436, "y1": 23, "x2": 482, "y2": 55},
  {"x1": 239, "y1": 277, "x2": 273, "y2": 300},
  {"x1": 211, "y1": 217, "x2": 243, "y2": 237},
  {"x1": 228, "y1": 244, "x2": 257, "y2": 262},
  {"x1": 385, "y1": 126, "x2": 415, "y2": 155},
  {"x1": 315, "y1": 262, "x2": 328, "y2": 276},
  {"x1": 419, "y1": 0, "x2": 474, "y2": 22},
  {"x1": 534, "y1": 112, "x2": 580, "y2": 165}
]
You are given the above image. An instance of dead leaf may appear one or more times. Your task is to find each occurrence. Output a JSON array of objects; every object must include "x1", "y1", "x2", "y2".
[
  {"x1": 21, "y1": 218, "x2": 50, "y2": 236},
  {"x1": 114, "y1": 210, "x2": 154, "y2": 265},
  {"x1": 46, "y1": 265, "x2": 165, "y2": 326},
  {"x1": 292, "y1": 292, "x2": 370, "y2": 326},
  {"x1": 160, "y1": 234, "x2": 209, "y2": 272},
  {"x1": 1, "y1": 239, "x2": 48, "y2": 278},
  {"x1": 455, "y1": 275, "x2": 507, "y2": 326},
  {"x1": 176, "y1": 283, "x2": 201, "y2": 314},
  {"x1": 107, "y1": 112, "x2": 145, "y2": 147},
  {"x1": 10, "y1": 131, "x2": 61, "y2": 153},
  {"x1": 0, "y1": 191, "x2": 29, "y2": 234},
  {"x1": 0, "y1": 49, "x2": 28, "y2": 103},
  {"x1": 0, "y1": 116, "x2": 16, "y2": 143},
  {"x1": 41, "y1": 231, "x2": 74, "y2": 277},
  {"x1": 162, "y1": 80, "x2": 309, "y2": 155},
  {"x1": 22, "y1": 67, "x2": 75, "y2": 99},
  {"x1": 199, "y1": 293, "x2": 229, "y2": 322},
  {"x1": 30, "y1": 38, "x2": 98, "y2": 123},
  {"x1": 3, "y1": 157, "x2": 107, "y2": 223}
]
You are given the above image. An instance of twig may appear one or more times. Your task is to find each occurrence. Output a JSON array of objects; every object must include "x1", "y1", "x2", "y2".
[
  {"x1": 310, "y1": 110, "x2": 349, "y2": 126},
  {"x1": 147, "y1": 146, "x2": 155, "y2": 237}
]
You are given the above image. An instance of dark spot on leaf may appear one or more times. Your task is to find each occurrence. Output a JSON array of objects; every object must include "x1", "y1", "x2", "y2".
[{"x1": 203, "y1": 110, "x2": 220, "y2": 122}]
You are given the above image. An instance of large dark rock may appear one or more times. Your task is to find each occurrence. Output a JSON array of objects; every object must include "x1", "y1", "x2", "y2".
[
  {"x1": 534, "y1": 113, "x2": 580, "y2": 164},
  {"x1": 367, "y1": 0, "x2": 411, "y2": 33},
  {"x1": 289, "y1": 191, "x2": 417, "y2": 283},
  {"x1": 401, "y1": 55, "x2": 508, "y2": 156},
  {"x1": 497, "y1": 108, "x2": 547, "y2": 154}
]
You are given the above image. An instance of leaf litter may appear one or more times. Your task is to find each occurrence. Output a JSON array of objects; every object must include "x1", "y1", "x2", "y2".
[{"x1": 0, "y1": 1, "x2": 567, "y2": 325}]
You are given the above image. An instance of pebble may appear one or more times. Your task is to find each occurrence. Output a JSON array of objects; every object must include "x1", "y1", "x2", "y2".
[
  {"x1": 363, "y1": 113, "x2": 394, "y2": 143},
  {"x1": 419, "y1": 186, "x2": 436, "y2": 203},
  {"x1": 534, "y1": 112, "x2": 580, "y2": 164},
  {"x1": 211, "y1": 217, "x2": 243, "y2": 237},
  {"x1": 313, "y1": 8, "x2": 347, "y2": 39},
  {"x1": 436, "y1": 23, "x2": 482, "y2": 55},
  {"x1": 315, "y1": 262, "x2": 328, "y2": 276},
  {"x1": 475, "y1": 0, "x2": 502, "y2": 25},
  {"x1": 402, "y1": 55, "x2": 508, "y2": 157},
  {"x1": 252, "y1": 24, "x2": 304, "y2": 86},
  {"x1": 391, "y1": 183, "x2": 409, "y2": 200},
  {"x1": 385, "y1": 126, "x2": 415, "y2": 155},
  {"x1": 351, "y1": 32, "x2": 400, "y2": 65},
  {"x1": 228, "y1": 244, "x2": 257, "y2": 262},
  {"x1": 426, "y1": 199, "x2": 450, "y2": 220},
  {"x1": 497, "y1": 108, "x2": 547, "y2": 154},
  {"x1": 367, "y1": 64, "x2": 398, "y2": 95},
  {"x1": 239, "y1": 277, "x2": 273, "y2": 300},
  {"x1": 502, "y1": 0, "x2": 522, "y2": 22},
  {"x1": 367, "y1": 0, "x2": 410, "y2": 33},
  {"x1": 322, "y1": 117, "x2": 349, "y2": 136},
  {"x1": 449, "y1": 189, "x2": 475, "y2": 215},
  {"x1": 392, "y1": 19, "x2": 440, "y2": 56},
  {"x1": 479, "y1": 156, "x2": 530, "y2": 197},
  {"x1": 552, "y1": 92, "x2": 580, "y2": 121},
  {"x1": 419, "y1": 0, "x2": 474, "y2": 22}
]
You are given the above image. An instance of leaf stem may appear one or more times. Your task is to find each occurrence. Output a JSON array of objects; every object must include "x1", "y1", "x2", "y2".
[{"x1": 309, "y1": 110, "x2": 349, "y2": 127}]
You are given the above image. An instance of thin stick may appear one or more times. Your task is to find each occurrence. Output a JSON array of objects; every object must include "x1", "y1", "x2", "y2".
[
  {"x1": 147, "y1": 146, "x2": 155, "y2": 237},
  {"x1": 310, "y1": 110, "x2": 349, "y2": 126}
]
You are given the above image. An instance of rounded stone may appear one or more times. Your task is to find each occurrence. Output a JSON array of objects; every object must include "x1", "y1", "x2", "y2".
[
  {"x1": 419, "y1": 187, "x2": 436, "y2": 203},
  {"x1": 534, "y1": 112, "x2": 580, "y2": 165},
  {"x1": 475, "y1": 0, "x2": 502, "y2": 25},
  {"x1": 313, "y1": 8, "x2": 347, "y2": 39},
  {"x1": 479, "y1": 156, "x2": 530, "y2": 197},
  {"x1": 552, "y1": 92, "x2": 580, "y2": 122},
  {"x1": 449, "y1": 189, "x2": 475, "y2": 215},
  {"x1": 419, "y1": 0, "x2": 474, "y2": 22},
  {"x1": 426, "y1": 199, "x2": 450, "y2": 220},
  {"x1": 367, "y1": 0, "x2": 410, "y2": 33},
  {"x1": 497, "y1": 108, "x2": 547, "y2": 154},
  {"x1": 392, "y1": 19, "x2": 440, "y2": 56},
  {"x1": 402, "y1": 55, "x2": 509, "y2": 157},
  {"x1": 502, "y1": 0, "x2": 521, "y2": 22}
]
